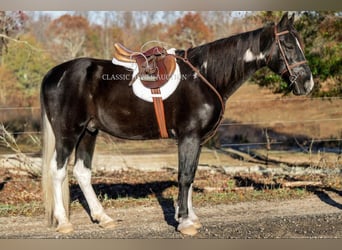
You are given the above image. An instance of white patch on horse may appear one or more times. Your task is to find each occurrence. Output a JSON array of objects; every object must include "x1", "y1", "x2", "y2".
[
  {"x1": 170, "y1": 129, "x2": 177, "y2": 137},
  {"x1": 202, "y1": 61, "x2": 208, "y2": 74},
  {"x1": 198, "y1": 103, "x2": 213, "y2": 128},
  {"x1": 193, "y1": 72, "x2": 198, "y2": 79},
  {"x1": 243, "y1": 48, "x2": 265, "y2": 62}
]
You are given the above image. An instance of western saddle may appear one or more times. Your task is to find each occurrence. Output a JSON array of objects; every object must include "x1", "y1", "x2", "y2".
[{"x1": 113, "y1": 43, "x2": 177, "y2": 138}]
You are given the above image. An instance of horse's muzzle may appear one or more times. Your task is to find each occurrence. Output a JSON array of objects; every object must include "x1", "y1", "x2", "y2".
[{"x1": 292, "y1": 74, "x2": 314, "y2": 96}]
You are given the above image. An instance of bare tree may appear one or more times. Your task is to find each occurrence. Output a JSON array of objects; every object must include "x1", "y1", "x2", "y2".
[
  {"x1": 0, "y1": 11, "x2": 27, "y2": 65},
  {"x1": 46, "y1": 14, "x2": 90, "y2": 61},
  {"x1": 164, "y1": 12, "x2": 213, "y2": 48}
]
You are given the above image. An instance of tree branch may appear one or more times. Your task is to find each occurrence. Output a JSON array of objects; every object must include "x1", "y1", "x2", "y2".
[{"x1": 0, "y1": 34, "x2": 42, "y2": 52}]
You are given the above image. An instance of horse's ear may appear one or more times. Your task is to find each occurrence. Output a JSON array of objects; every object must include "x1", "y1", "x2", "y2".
[
  {"x1": 278, "y1": 12, "x2": 289, "y2": 28},
  {"x1": 289, "y1": 13, "x2": 295, "y2": 25}
]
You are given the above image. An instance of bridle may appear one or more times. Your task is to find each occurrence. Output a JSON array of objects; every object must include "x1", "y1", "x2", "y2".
[{"x1": 266, "y1": 25, "x2": 307, "y2": 91}]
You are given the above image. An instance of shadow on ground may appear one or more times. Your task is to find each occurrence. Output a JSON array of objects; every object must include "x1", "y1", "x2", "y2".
[
  {"x1": 311, "y1": 187, "x2": 342, "y2": 210},
  {"x1": 234, "y1": 175, "x2": 342, "y2": 210},
  {"x1": 69, "y1": 174, "x2": 342, "y2": 231},
  {"x1": 70, "y1": 181, "x2": 179, "y2": 227}
]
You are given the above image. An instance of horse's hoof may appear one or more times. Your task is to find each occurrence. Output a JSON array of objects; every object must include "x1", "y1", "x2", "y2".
[
  {"x1": 178, "y1": 225, "x2": 198, "y2": 236},
  {"x1": 192, "y1": 219, "x2": 202, "y2": 229},
  {"x1": 99, "y1": 220, "x2": 116, "y2": 229},
  {"x1": 56, "y1": 223, "x2": 74, "y2": 234}
]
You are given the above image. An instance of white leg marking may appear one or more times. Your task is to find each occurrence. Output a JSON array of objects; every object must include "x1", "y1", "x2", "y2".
[
  {"x1": 188, "y1": 184, "x2": 201, "y2": 229},
  {"x1": 175, "y1": 184, "x2": 201, "y2": 233},
  {"x1": 73, "y1": 160, "x2": 114, "y2": 228},
  {"x1": 177, "y1": 192, "x2": 198, "y2": 236},
  {"x1": 178, "y1": 217, "x2": 195, "y2": 229},
  {"x1": 174, "y1": 184, "x2": 196, "y2": 221},
  {"x1": 51, "y1": 151, "x2": 69, "y2": 225},
  {"x1": 175, "y1": 205, "x2": 179, "y2": 222},
  {"x1": 187, "y1": 184, "x2": 197, "y2": 221}
]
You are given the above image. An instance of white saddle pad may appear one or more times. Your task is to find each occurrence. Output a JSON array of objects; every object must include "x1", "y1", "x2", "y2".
[{"x1": 111, "y1": 48, "x2": 181, "y2": 102}]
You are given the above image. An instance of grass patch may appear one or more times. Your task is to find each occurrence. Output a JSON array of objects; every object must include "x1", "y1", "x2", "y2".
[
  {"x1": 0, "y1": 169, "x2": 339, "y2": 218},
  {"x1": 0, "y1": 202, "x2": 43, "y2": 217},
  {"x1": 0, "y1": 186, "x2": 312, "y2": 218}
]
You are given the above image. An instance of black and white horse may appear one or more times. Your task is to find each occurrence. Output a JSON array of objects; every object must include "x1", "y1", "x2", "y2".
[{"x1": 41, "y1": 13, "x2": 314, "y2": 236}]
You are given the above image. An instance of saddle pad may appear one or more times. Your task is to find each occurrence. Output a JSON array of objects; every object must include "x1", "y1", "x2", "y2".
[{"x1": 112, "y1": 48, "x2": 181, "y2": 103}]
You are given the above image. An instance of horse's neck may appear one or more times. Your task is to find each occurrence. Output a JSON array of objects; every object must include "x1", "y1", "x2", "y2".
[
  {"x1": 185, "y1": 26, "x2": 273, "y2": 102},
  {"x1": 221, "y1": 54, "x2": 266, "y2": 101}
]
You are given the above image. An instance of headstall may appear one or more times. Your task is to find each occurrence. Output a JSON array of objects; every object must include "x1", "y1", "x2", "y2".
[{"x1": 266, "y1": 25, "x2": 308, "y2": 91}]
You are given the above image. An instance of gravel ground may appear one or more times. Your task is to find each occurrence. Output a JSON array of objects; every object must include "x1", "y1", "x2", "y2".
[
  {"x1": 1, "y1": 192, "x2": 342, "y2": 239},
  {"x1": 1, "y1": 151, "x2": 341, "y2": 239}
]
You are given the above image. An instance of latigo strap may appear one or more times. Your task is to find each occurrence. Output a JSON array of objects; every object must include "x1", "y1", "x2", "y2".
[{"x1": 151, "y1": 88, "x2": 168, "y2": 138}]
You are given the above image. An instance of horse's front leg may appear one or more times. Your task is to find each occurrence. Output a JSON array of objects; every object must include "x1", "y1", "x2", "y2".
[{"x1": 176, "y1": 135, "x2": 202, "y2": 236}]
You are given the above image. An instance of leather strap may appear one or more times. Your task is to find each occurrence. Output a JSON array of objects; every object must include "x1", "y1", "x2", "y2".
[
  {"x1": 151, "y1": 88, "x2": 169, "y2": 138},
  {"x1": 266, "y1": 26, "x2": 307, "y2": 76}
]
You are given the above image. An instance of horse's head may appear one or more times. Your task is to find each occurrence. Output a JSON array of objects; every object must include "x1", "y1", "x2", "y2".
[{"x1": 265, "y1": 13, "x2": 314, "y2": 95}]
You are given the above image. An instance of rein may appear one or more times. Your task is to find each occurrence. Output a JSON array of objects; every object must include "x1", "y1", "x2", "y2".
[
  {"x1": 172, "y1": 51, "x2": 226, "y2": 144},
  {"x1": 266, "y1": 25, "x2": 307, "y2": 91}
]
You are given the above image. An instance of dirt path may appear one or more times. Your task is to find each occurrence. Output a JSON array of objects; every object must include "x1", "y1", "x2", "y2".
[{"x1": 1, "y1": 191, "x2": 342, "y2": 239}]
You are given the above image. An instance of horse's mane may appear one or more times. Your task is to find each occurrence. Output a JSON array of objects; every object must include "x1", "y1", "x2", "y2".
[{"x1": 188, "y1": 26, "x2": 268, "y2": 89}]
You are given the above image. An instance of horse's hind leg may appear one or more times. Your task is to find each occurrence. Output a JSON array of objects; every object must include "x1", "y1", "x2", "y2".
[
  {"x1": 51, "y1": 139, "x2": 76, "y2": 233},
  {"x1": 73, "y1": 129, "x2": 115, "y2": 229}
]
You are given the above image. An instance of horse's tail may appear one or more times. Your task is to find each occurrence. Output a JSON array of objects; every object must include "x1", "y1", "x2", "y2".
[{"x1": 41, "y1": 88, "x2": 70, "y2": 227}]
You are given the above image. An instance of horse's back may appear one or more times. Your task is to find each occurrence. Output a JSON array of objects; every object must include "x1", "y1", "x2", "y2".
[{"x1": 42, "y1": 58, "x2": 109, "y2": 93}]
